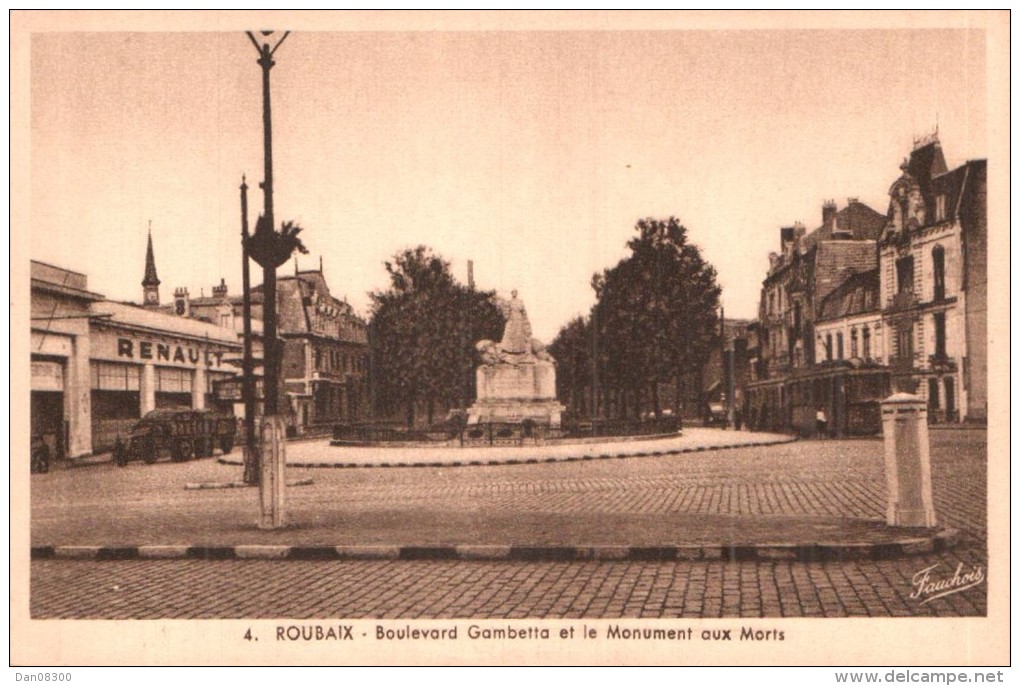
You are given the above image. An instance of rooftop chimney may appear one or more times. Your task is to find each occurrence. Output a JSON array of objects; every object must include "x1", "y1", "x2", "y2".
[
  {"x1": 780, "y1": 227, "x2": 795, "y2": 253},
  {"x1": 173, "y1": 287, "x2": 190, "y2": 317},
  {"x1": 467, "y1": 260, "x2": 475, "y2": 290},
  {"x1": 212, "y1": 278, "x2": 228, "y2": 300},
  {"x1": 822, "y1": 200, "x2": 837, "y2": 227}
]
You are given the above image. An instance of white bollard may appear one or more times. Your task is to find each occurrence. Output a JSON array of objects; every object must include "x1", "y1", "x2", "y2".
[
  {"x1": 258, "y1": 415, "x2": 287, "y2": 529},
  {"x1": 880, "y1": 393, "x2": 937, "y2": 528}
]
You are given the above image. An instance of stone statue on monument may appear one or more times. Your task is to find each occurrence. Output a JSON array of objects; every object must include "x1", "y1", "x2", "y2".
[
  {"x1": 499, "y1": 289, "x2": 533, "y2": 357},
  {"x1": 468, "y1": 289, "x2": 565, "y2": 427}
]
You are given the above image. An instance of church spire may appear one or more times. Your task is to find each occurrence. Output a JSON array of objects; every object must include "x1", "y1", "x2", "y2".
[{"x1": 142, "y1": 221, "x2": 161, "y2": 306}]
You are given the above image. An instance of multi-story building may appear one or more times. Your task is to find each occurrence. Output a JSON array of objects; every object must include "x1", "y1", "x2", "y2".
[
  {"x1": 814, "y1": 269, "x2": 884, "y2": 365},
  {"x1": 169, "y1": 261, "x2": 371, "y2": 434},
  {"x1": 747, "y1": 133, "x2": 987, "y2": 434},
  {"x1": 253, "y1": 265, "x2": 370, "y2": 433},
  {"x1": 878, "y1": 135, "x2": 987, "y2": 422},
  {"x1": 748, "y1": 198, "x2": 887, "y2": 434}
]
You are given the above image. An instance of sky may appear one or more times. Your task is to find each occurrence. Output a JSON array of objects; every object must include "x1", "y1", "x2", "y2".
[{"x1": 29, "y1": 25, "x2": 987, "y2": 342}]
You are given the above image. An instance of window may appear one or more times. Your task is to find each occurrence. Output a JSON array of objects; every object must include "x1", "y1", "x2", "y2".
[
  {"x1": 825, "y1": 334, "x2": 833, "y2": 361},
  {"x1": 836, "y1": 332, "x2": 844, "y2": 360},
  {"x1": 156, "y1": 367, "x2": 190, "y2": 393},
  {"x1": 933, "y1": 246, "x2": 946, "y2": 301},
  {"x1": 897, "y1": 325, "x2": 914, "y2": 362},
  {"x1": 220, "y1": 313, "x2": 231, "y2": 328},
  {"x1": 944, "y1": 377, "x2": 956, "y2": 415},
  {"x1": 934, "y1": 312, "x2": 947, "y2": 359},
  {"x1": 862, "y1": 327, "x2": 871, "y2": 360},
  {"x1": 850, "y1": 329, "x2": 858, "y2": 358},
  {"x1": 91, "y1": 362, "x2": 141, "y2": 391},
  {"x1": 928, "y1": 378, "x2": 940, "y2": 409},
  {"x1": 935, "y1": 194, "x2": 947, "y2": 222},
  {"x1": 896, "y1": 256, "x2": 915, "y2": 295}
]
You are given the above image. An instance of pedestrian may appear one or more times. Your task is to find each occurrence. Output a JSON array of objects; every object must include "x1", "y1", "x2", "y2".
[
  {"x1": 816, "y1": 406, "x2": 828, "y2": 438},
  {"x1": 734, "y1": 406, "x2": 744, "y2": 431}
]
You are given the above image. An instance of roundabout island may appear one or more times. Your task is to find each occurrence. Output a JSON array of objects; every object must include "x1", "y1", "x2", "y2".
[
  {"x1": 223, "y1": 291, "x2": 797, "y2": 469},
  {"x1": 219, "y1": 426, "x2": 796, "y2": 469}
]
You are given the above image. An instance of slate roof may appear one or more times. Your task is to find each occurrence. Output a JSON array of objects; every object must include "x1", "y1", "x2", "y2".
[
  {"x1": 903, "y1": 139, "x2": 949, "y2": 218},
  {"x1": 800, "y1": 200, "x2": 887, "y2": 252},
  {"x1": 817, "y1": 269, "x2": 880, "y2": 322},
  {"x1": 142, "y1": 231, "x2": 160, "y2": 287},
  {"x1": 812, "y1": 241, "x2": 878, "y2": 315},
  {"x1": 92, "y1": 300, "x2": 240, "y2": 346},
  {"x1": 932, "y1": 158, "x2": 986, "y2": 224},
  {"x1": 252, "y1": 270, "x2": 366, "y2": 341}
]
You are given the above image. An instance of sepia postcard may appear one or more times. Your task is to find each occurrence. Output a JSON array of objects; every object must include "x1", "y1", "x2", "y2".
[{"x1": 11, "y1": 10, "x2": 1010, "y2": 667}]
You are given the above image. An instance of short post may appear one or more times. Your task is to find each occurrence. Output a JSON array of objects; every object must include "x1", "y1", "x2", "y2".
[
  {"x1": 258, "y1": 415, "x2": 287, "y2": 529},
  {"x1": 880, "y1": 393, "x2": 936, "y2": 528}
]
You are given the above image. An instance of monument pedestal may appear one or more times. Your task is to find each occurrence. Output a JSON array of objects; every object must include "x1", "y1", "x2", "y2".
[{"x1": 468, "y1": 360, "x2": 564, "y2": 427}]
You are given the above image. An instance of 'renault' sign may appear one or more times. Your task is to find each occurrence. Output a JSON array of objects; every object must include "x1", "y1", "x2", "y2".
[{"x1": 91, "y1": 331, "x2": 229, "y2": 369}]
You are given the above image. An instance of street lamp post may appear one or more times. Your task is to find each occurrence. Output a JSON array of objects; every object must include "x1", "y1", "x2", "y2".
[
  {"x1": 239, "y1": 175, "x2": 258, "y2": 486},
  {"x1": 244, "y1": 30, "x2": 300, "y2": 529},
  {"x1": 247, "y1": 30, "x2": 288, "y2": 418}
]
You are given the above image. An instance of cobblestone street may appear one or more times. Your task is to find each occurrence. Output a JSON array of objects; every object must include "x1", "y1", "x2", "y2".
[{"x1": 29, "y1": 429, "x2": 988, "y2": 618}]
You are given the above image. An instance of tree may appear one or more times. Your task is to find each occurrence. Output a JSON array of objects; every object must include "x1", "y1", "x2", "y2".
[
  {"x1": 548, "y1": 315, "x2": 593, "y2": 419},
  {"x1": 369, "y1": 247, "x2": 504, "y2": 427},
  {"x1": 554, "y1": 217, "x2": 721, "y2": 421}
]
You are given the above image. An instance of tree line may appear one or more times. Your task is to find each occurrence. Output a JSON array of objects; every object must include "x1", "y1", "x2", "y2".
[
  {"x1": 549, "y1": 217, "x2": 721, "y2": 421},
  {"x1": 369, "y1": 246, "x2": 503, "y2": 427},
  {"x1": 368, "y1": 218, "x2": 721, "y2": 426}
]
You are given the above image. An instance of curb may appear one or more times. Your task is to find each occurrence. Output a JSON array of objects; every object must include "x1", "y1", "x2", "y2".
[
  {"x1": 32, "y1": 528, "x2": 958, "y2": 563},
  {"x1": 219, "y1": 435, "x2": 800, "y2": 470}
]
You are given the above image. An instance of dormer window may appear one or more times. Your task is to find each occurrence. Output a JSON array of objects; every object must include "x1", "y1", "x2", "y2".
[{"x1": 935, "y1": 194, "x2": 947, "y2": 222}]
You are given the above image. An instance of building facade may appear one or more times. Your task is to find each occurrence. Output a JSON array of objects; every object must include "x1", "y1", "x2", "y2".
[
  {"x1": 166, "y1": 263, "x2": 370, "y2": 433},
  {"x1": 746, "y1": 134, "x2": 987, "y2": 434},
  {"x1": 88, "y1": 300, "x2": 241, "y2": 451},
  {"x1": 30, "y1": 261, "x2": 104, "y2": 459},
  {"x1": 253, "y1": 267, "x2": 370, "y2": 433},
  {"x1": 814, "y1": 269, "x2": 884, "y2": 366},
  {"x1": 878, "y1": 137, "x2": 987, "y2": 422},
  {"x1": 748, "y1": 198, "x2": 888, "y2": 435},
  {"x1": 30, "y1": 259, "x2": 242, "y2": 463}
]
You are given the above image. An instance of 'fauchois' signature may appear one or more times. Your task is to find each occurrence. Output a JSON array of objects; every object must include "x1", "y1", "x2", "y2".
[{"x1": 909, "y1": 562, "x2": 985, "y2": 604}]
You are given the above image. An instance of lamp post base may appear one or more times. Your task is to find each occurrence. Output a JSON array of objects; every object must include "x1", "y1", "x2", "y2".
[{"x1": 257, "y1": 415, "x2": 287, "y2": 529}]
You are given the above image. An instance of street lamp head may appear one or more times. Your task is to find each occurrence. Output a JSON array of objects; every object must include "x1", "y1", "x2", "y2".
[{"x1": 246, "y1": 30, "x2": 290, "y2": 56}]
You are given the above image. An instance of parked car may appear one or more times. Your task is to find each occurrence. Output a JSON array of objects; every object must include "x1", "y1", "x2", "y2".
[
  {"x1": 705, "y1": 402, "x2": 729, "y2": 427},
  {"x1": 114, "y1": 409, "x2": 236, "y2": 467},
  {"x1": 31, "y1": 434, "x2": 51, "y2": 474}
]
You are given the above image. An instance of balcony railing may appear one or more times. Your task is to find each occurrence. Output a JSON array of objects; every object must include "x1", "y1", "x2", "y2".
[
  {"x1": 886, "y1": 291, "x2": 918, "y2": 312},
  {"x1": 888, "y1": 356, "x2": 915, "y2": 372}
]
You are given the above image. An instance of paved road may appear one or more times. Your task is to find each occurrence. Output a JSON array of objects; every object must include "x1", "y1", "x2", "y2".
[
  {"x1": 32, "y1": 549, "x2": 986, "y2": 619},
  {"x1": 30, "y1": 430, "x2": 988, "y2": 618}
]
